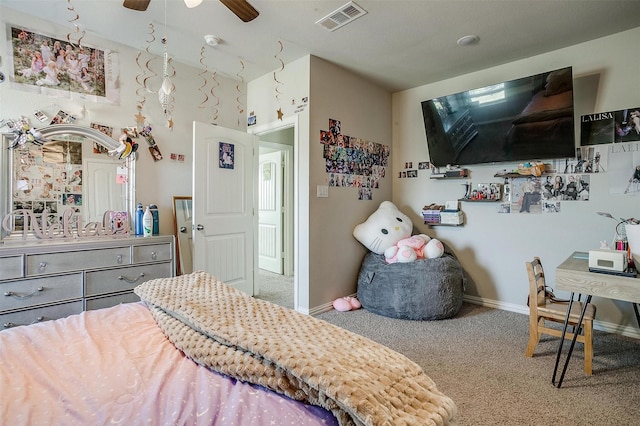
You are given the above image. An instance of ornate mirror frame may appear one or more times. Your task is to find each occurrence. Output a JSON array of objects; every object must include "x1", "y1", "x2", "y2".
[{"x1": 1, "y1": 124, "x2": 136, "y2": 240}]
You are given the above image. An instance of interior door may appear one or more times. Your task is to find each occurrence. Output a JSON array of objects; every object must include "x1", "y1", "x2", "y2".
[
  {"x1": 192, "y1": 122, "x2": 258, "y2": 295},
  {"x1": 258, "y1": 151, "x2": 283, "y2": 274},
  {"x1": 83, "y1": 158, "x2": 126, "y2": 223}
]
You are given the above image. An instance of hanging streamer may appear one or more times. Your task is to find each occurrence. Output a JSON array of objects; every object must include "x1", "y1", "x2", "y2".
[
  {"x1": 236, "y1": 60, "x2": 245, "y2": 126},
  {"x1": 66, "y1": 0, "x2": 85, "y2": 47},
  {"x1": 197, "y1": 45, "x2": 209, "y2": 109},
  {"x1": 210, "y1": 70, "x2": 220, "y2": 123},
  {"x1": 135, "y1": 23, "x2": 156, "y2": 110},
  {"x1": 273, "y1": 40, "x2": 285, "y2": 103}
]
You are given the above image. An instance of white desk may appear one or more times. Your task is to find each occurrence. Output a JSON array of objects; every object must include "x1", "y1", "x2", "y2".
[{"x1": 552, "y1": 252, "x2": 640, "y2": 387}]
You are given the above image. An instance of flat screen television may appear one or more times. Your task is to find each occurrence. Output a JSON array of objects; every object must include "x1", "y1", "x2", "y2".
[{"x1": 421, "y1": 66, "x2": 576, "y2": 167}]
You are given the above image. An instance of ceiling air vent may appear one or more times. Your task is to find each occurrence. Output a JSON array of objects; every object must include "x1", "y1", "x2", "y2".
[{"x1": 315, "y1": 1, "x2": 368, "y2": 32}]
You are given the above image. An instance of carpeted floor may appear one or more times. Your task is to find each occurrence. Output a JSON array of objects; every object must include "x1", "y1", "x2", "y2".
[
  {"x1": 316, "y1": 303, "x2": 640, "y2": 426},
  {"x1": 255, "y1": 269, "x2": 294, "y2": 309},
  {"x1": 253, "y1": 273, "x2": 640, "y2": 425}
]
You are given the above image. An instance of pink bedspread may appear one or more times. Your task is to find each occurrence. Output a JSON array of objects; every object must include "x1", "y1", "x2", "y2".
[{"x1": 0, "y1": 302, "x2": 337, "y2": 425}]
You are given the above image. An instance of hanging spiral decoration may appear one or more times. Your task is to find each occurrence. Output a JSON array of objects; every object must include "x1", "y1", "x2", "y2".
[
  {"x1": 197, "y1": 45, "x2": 210, "y2": 109},
  {"x1": 66, "y1": 0, "x2": 85, "y2": 47},
  {"x1": 210, "y1": 70, "x2": 220, "y2": 123},
  {"x1": 273, "y1": 40, "x2": 285, "y2": 103},
  {"x1": 142, "y1": 24, "x2": 158, "y2": 94},
  {"x1": 135, "y1": 23, "x2": 155, "y2": 110},
  {"x1": 236, "y1": 60, "x2": 245, "y2": 126}
]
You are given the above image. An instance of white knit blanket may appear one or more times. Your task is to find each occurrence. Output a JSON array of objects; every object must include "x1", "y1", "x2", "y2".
[{"x1": 134, "y1": 271, "x2": 457, "y2": 426}]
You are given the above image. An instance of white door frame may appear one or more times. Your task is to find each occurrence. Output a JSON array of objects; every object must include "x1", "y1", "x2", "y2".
[
  {"x1": 249, "y1": 115, "x2": 302, "y2": 311},
  {"x1": 259, "y1": 142, "x2": 293, "y2": 276}
]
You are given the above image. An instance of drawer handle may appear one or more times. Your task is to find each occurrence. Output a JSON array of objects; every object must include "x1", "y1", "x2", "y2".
[
  {"x1": 116, "y1": 254, "x2": 123, "y2": 264},
  {"x1": 118, "y1": 273, "x2": 145, "y2": 284},
  {"x1": 38, "y1": 262, "x2": 47, "y2": 272},
  {"x1": 3, "y1": 316, "x2": 44, "y2": 329},
  {"x1": 150, "y1": 251, "x2": 157, "y2": 260},
  {"x1": 4, "y1": 287, "x2": 45, "y2": 299}
]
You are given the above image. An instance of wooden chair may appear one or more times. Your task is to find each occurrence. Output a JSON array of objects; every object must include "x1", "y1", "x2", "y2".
[{"x1": 525, "y1": 257, "x2": 596, "y2": 375}]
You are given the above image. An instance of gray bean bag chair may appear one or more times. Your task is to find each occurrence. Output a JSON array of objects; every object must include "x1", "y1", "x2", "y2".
[{"x1": 357, "y1": 251, "x2": 465, "y2": 320}]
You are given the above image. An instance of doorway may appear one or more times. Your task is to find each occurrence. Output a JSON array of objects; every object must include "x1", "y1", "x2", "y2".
[{"x1": 251, "y1": 118, "x2": 296, "y2": 309}]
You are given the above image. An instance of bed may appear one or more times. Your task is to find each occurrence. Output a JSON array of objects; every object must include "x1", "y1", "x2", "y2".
[{"x1": 0, "y1": 271, "x2": 457, "y2": 425}]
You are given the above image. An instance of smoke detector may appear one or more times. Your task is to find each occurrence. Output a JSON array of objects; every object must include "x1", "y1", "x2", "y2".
[{"x1": 204, "y1": 35, "x2": 221, "y2": 47}]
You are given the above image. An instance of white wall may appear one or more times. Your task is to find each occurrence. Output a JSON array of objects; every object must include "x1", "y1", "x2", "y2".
[
  {"x1": 392, "y1": 27, "x2": 640, "y2": 336},
  {"x1": 248, "y1": 55, "x2": 393, "y2": 312},
  {"x1": 0, "y1": 6, "x2": 245, "y2": 236}
]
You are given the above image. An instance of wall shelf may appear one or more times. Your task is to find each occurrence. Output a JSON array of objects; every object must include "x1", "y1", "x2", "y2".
[{"x1": 459, "y1": 198, "x2": 501, "y2": 202}]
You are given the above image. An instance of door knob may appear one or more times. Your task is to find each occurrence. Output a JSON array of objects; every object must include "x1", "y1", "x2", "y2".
[
  {"x1": 196, "y1": 224, "x2": 204, "y2": 231},
  {"x1": 180, "y1": 226, "x2": 187, "y2": 233}
]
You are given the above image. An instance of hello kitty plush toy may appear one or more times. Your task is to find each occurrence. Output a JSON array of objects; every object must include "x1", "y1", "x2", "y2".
[{"x1": 353, "y1": 201, "x2": 413, "y2": 254}]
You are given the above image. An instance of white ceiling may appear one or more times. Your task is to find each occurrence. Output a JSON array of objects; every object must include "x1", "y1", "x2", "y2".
[{"x1": 2, "y1": 0, "x2": 640, "y2": 92}]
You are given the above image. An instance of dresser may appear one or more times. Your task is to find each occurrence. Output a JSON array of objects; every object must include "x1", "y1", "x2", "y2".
[{"x1": 0, "y1": 235, "x2": 174, "y2": 330}]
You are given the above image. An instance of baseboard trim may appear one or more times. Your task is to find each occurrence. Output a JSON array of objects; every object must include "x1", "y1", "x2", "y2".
[{"x1": 463, "y1": 294, "x2": 640, "y2": 339}]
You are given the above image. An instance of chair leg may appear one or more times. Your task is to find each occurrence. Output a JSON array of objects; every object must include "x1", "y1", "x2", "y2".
[
  {"x1": 525, "y1": 319, "x2": 541, "y2": 357},
  {"x1": 583, "y1": 319, "x2": 593, "y2": 375}
]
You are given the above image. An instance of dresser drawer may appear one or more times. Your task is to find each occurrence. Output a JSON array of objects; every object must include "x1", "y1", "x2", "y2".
[
  {"x1": 85, "y1": 292, "x2": 141, "y2": 311},
  {"x1": 85, "y1": 262, "x2": 173, "y2": 297},
  {"x1": 1, "y1": 301, "x2": 83, "y2": 330},
  {"x1": 26, "y1": 247, "x2": 131, "y2": 276},
  {"x1": 0, "y1": 255, "x2": 24, "y2": 281},
  {"x1": 0, "y1": 274, "x2": 83, "y2": 312},
  {"x1": 133, "y1": 243, "x2": 172, "y2": 263}
]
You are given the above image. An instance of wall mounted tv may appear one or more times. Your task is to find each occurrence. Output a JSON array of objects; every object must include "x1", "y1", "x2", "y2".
[{"x1": 421, "y1": 66, "x2": 576, "y2": 167}]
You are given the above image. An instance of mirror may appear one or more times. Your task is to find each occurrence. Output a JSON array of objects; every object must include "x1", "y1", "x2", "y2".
[
  {"x1": 172, "y1": 196, "x2": 193, "y2": 275},
  {"x1": 1, "y1": 124, "x2": 135, "y2": 239}
]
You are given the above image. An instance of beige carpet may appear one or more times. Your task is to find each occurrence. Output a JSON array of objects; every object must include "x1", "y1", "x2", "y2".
[
  {"x1": 316, "y1": 303, "x2": 640, "y2": 426},
  {"x1": 255, "y1": 269, "x2": 294, "y2": 309}
]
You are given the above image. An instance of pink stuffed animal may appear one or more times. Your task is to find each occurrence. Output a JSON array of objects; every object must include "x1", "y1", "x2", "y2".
[
  {"x1": 384, "y1": 234, "x2": 444, "y2": 264},
  {"x1": 333, "y1": 296, "x2": 362, "y2": 312}
]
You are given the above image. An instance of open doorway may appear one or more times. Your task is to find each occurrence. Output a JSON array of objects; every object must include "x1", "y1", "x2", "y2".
[{"x1": 250, "y1": 118, "x2": 296, "y2": 309}]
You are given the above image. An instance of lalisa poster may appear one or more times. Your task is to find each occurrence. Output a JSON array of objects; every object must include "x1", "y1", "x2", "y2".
[{"x1": 219, "y1": 142, "x2": 234, "y2": 169}]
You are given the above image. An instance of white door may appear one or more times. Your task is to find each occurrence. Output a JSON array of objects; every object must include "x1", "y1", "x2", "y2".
[
  {"x1": 83, "y1": 158, "x2": 127, "y2": 223},
  {"x1": 258, "y1": 151, "x2": 283, "y2": 274},
  {"x1": 192, "y1": 122, "x2": 258, "y2": 295}
]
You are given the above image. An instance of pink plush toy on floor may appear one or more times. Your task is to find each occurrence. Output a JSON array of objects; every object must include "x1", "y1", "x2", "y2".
[{"x1": 332, "y1": 296, "x2": 362, "y2": 312}]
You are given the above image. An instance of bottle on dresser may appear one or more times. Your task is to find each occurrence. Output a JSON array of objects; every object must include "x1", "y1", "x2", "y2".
[{"x1": 142, "y1": 206, "x2": 153, "y2": 237}]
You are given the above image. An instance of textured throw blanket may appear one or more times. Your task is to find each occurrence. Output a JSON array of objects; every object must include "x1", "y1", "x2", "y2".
[{"x1": 134, "y1": 271, "x2": 457, "y2": 426}]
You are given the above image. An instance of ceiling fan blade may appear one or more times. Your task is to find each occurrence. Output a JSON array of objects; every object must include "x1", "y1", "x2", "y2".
[
  {"x1": 123, "y1": 0, "x2": 151, "y2": 11},
  {"x1": 219, "y1": 0, "x2": 259, "y2": 22}
]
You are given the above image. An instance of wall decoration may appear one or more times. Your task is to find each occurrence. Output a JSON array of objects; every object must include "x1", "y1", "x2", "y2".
[
  {"x1": 219, "y1": 142, "x2": 234, "y2": 169},
  {"x1": 608, "y1": 141, "x2": 640, "y2": 195},
  {"x1": 10, "y1": 138, "x2": 84, "y2": 226},
  {"x1": 8, "y1": 25, "x2": 119, "y2": 104},
  {"x1": 581, "y1": 107, "x2": 640, "y2": 146},
  {"x1": 50, "y1": 110, "x2": 76, "y2": 125},
  {"x1": 273, "y1": 40, "x2": 285, "y2": 120},
  {"x1": 320, "y1": 118, "x2": 389, "y2": 200},
  {"x1": 511, "y1": 176, "x2": 542, "y2": 214}
]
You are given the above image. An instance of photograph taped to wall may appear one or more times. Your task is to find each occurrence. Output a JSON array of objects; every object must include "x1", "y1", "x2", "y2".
[
  {"x1": 608, "y1": 141, "x2": 640, "y2": 195},
  {"x1": 8, "y1": 25, "x2": 119, "y2": 103},
  {"x1": 581, "y1": 107, "x2": 640, "y2": 145}
]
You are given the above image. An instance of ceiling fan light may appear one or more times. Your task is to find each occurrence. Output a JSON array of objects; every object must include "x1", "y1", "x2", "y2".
[{"x1": 184, "y1": 0, "x2": 203, "y2": 8}]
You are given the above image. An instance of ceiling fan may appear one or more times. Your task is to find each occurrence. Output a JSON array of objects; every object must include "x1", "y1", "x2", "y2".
[{"x1": 123, "y1": 0, "x2": 259, "y2": 22}]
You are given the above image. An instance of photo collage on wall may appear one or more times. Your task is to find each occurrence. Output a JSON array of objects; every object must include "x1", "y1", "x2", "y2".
[
  {"x1": 580, "y1": 106, "x2": 640, "y2": 195},
  {"x1": 11, "y1": 139, "x2": 83, "y2": 229},
  {"x1": 320, "y1": 118, "x2": 390, "y2": 201}
]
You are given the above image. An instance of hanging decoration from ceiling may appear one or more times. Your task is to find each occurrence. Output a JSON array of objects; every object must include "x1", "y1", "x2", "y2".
[
  {"x1": 274, "y1": 40, "x2": 285, "y2": 120},
  {"x1": 156, "y1": 0, "x2": 176, "y2": 129},
  {"x1": 134, "y1": 23, "x2": 156, "y2": 128},
  {"x1": 197, "y1": 46, "x2": 210, "y2": 109},
  {"x1": 236, "y1": 60, "x2": 245, "y2": 127},
  {"x1": 210, "y1": 70, "x2": 221, "y2": 124},
  {"x1": 1, "y1": 117, "x2": 49, "y2": 149},
  {"x1": 65, "y1": 0, "x2": 85, "y2": 48}
]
